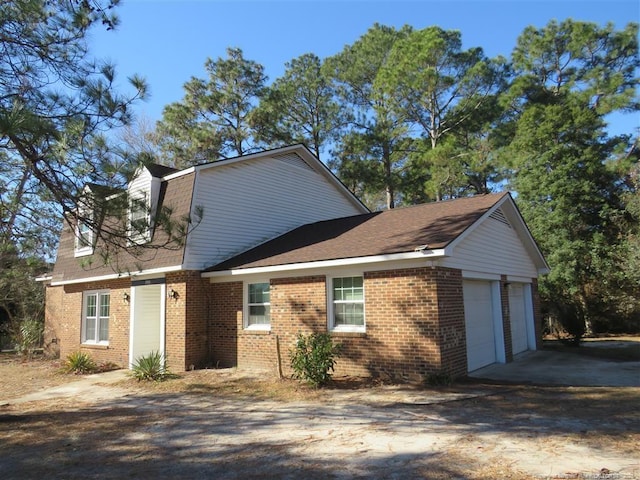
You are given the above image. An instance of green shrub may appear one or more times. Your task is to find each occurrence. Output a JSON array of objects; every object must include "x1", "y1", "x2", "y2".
[
  {"x1": 13, "y1": 318, "x2": 43, "y2": 358},
  {"x1": 64, "y1": 351, "x2": 97, "y2": 374},
  {"x1": 289, "y1": 332, "x2": 341, "y2": 388},
  {"x1": 131, "y1": 351, "x2": 173, "y2": 381},
  {"x1": 425, "y1": 370, "x2": 453, "y2": 386}
]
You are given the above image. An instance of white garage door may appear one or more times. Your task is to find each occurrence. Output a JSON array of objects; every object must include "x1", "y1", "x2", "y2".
[
  {"x1": 509, "y1": 283, "x2": 529, "y2": 355},
  {"x1": 463, "y1": 280, "x2": 497, "y2": 371}
]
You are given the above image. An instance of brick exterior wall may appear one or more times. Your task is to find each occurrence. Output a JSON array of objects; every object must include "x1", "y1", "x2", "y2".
[
  {"x1": 165, "y1": 271, "x2": 210, "y2": 371},
  {"x1": 209, "y1": 281, "x2": 242, "y2": 368},
  {"x1": 209, "y1": 266, "x2": 469, "y2": 381},
  {"x1": 434, "y1": 268, "x2": 467, "y2": 378},
  {"x1": 44, "y1": 278, "x2": 131, "y2": 368},
  {"x1": 44, "y1": 266, "x2": 544, "y2": 377}
]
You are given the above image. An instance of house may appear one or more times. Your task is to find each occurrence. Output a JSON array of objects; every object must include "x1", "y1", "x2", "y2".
[{"x1": 44, "y1": 144, "x2": 549, "y2": 380}]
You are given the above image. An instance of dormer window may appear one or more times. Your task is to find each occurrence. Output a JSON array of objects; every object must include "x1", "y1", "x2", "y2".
[
  {"x1": 74, "y1": 211, "x2": 94, "y2": 257},
  {"x1": 129, "y1": 191, "x2": 150, "y2": 244}
]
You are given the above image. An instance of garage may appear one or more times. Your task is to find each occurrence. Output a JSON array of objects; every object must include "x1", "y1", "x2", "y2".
[{"x1": 463, "y1": 280, "x2": 499, "y2": 371}]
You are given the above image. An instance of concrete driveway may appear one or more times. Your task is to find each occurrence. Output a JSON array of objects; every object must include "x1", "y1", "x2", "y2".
[{"x1": 469, "y1": 349, "x2": 640, "y2": 387}]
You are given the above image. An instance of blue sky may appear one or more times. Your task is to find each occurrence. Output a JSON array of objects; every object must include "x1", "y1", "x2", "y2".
[{"x1": 90, "y1": 0, "x2": 639, "y2": 136}]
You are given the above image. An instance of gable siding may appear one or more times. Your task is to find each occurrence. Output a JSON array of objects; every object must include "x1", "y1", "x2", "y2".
[
  {"x1": 128, "y1": 168, "x2": 152, "y2": 199},
  {"x1": 184, "y1": 156, "x2": 364, "y2": 270},
  {"x1": 441, "y1": 215, "x2": 538, "y2": 278}
]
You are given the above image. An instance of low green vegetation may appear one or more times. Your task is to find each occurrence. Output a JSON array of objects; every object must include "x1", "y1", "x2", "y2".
[
  {"x1": 425, "y1": 370, "x2": 453, "y2": 387},
  {"x1": 131, "y1": 351, "x2": 175, "y2": 382},
  {"x1": 63, "y1": 351, "x2": 98, "y2": 375},
  {"x1": 289, "y1": 332, "x2": 341, "y2": 388}
]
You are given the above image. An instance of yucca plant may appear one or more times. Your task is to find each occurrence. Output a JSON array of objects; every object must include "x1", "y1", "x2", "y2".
[
  {"x1": 64, "y1": 351, "x2": 97, "y2": 374},
  {"x1": 131, "y1": 351, "x2": 173, "y2": 381}
]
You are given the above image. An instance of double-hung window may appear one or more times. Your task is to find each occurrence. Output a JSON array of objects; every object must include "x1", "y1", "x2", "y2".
[
  {"x1": 82, "y1": 290, "x2": 110, "y2": 344},
  {"x1": 246, "y1": 282, "x2": 270, "y2": 329},
  {"x1": 331, "y1": 276, "x2": 365, "y2": 332}
]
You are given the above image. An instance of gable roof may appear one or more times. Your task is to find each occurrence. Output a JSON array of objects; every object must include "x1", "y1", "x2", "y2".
[
  {"x1": 146, "y1": 163, "x2": 179, "y2": 178},
  {"x1": 205, "y1": 192, "x2": 520, "y2": 273},
  {"x1": 49, "y1": 145, "x2": 368, "y2": 285}
]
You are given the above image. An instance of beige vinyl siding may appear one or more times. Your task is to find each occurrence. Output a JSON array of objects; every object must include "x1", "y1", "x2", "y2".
[
  {"x1": 441, "y1": 213, "x2": 538, "y2": 278},
  {"x1": 128, "y1": 168, "x2": 152, "y2": 201},
  {"x1": 184, "y1": 156, "x2": 365, "y2": 270}
]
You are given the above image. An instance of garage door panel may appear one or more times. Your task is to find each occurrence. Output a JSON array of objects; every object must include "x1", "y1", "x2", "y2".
[{"x1": 463, "y1": 280, "x2": 496, "y2": 371}]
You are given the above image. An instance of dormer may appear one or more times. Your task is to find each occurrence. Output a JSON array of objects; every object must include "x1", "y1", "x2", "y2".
[
  {"x1": 74, "y1": 183, "x2": 121, "y2": 257},
  {"x1": 128, "y1": 163, "x2": 178, "y2": 244}
]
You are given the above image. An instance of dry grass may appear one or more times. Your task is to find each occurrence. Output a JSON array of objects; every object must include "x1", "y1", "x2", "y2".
[
  {"x1": 0, "y1": 354, "x2": 72, "y2": 401},
  {"x1": 1, "y1": 355, "x2": 638, "y2": 480},
  {"x1": 117, "y1": 368, "x2": 328, "y2": 402}
]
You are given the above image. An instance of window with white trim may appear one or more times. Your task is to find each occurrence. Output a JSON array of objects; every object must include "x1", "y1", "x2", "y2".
[
  {"x1": 82, "y1": 290, "x2": 110, "y2": 344},
  {"x1": 330, "y1": 276, "x2": 365, "y2": 331},
  {"x1": 129, "y1": 191, "x2": 150, "y2": 243},
  {"x1": 246, "y1": 282, "x2": 270, "y2": 329},
  {"x1": 74, "y1": 214, "x2": 94, "y2": 256}
]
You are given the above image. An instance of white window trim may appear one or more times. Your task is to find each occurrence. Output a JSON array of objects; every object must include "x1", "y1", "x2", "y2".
[
  {"x1": 243, "y1": 280, "x2": 271, "y2": 331},
  {"x1": 81, "y1": 289, "x2": 110, "y2": 345},
  {"x1": 328, "y1": 275, "x2": 366, "y2": 333},
  {"x1": 128, "y1": 191, "x2": 151, "y2": 245}
]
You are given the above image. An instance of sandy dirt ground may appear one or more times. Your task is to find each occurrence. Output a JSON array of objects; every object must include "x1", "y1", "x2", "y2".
[{"x1": 0, "y1": 356, "x2": 638, "y2": 480}]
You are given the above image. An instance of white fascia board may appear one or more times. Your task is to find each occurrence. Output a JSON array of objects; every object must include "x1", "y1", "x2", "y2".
[
  {"x1": 163, "y1": 167, "x2": 195, "y2": 181},
  {"x1": 50, "y1": 264, "x2": 184, "y2": 286},
  {"x1": 192, "y1": 145, "x2": 303, "y2": 173},
  {"x1": 35, "y1": 275, "x2": 53, "y2": 283},
  {"x1": 499, "y1": 198, "x2": 551, "y2": 274},
  {"x1": 202, "y1": 249, "x2": 447, "y2": 278}
]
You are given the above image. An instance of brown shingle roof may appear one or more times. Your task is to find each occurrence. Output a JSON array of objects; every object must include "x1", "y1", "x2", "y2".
[
  {"x1": 146, "y1": 163, "x2": 179, "y2": 178},
  {"x1": 208, "y1": 192, "x2": 508, "y2": 272}
]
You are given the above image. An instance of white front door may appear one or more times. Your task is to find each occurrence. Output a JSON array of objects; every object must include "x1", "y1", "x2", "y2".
[{"x1": 129, "y1": 282, "x2": 165, "y2": 368}]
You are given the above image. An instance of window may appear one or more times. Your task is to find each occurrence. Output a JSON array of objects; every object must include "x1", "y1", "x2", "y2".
[
  {"x1": 74, "y1": 215, "x2": 94, "y2": 256},
  {"x1": 246, "y1": 282, "x2": 270, "y2": 329},
  {"x1": 82, "y1": 291, "x2": 110, "y2": 344},
  {"x1": 330, "y1": 276, "x2": 365, "y2": 331},
  {"x1": 129, "y1": 192, "x2": 150, "y2": 243}
]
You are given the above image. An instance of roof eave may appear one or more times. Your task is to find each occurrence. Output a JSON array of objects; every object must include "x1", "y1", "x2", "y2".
[
  {"x1": 201, "y1": 249, "x2": 448, "y2": 278},
  {"x1": 49, "y1": 264, "x2": 184, "y2": 286}
]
